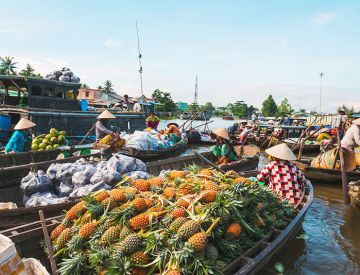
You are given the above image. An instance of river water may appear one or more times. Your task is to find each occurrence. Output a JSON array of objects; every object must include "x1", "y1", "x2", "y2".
[{"x1": 160, "y1": 117, "x2": 360, "y2": 275}]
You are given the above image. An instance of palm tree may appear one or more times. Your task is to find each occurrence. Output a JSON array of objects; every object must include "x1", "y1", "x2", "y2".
[
  {"x1": 19, "y1": 64, "x2": 35, "y2": 77},
  {"x1": 0, "y1": 56, "x2": 17, "y2": 75},
  {"x1": 103, "y1": 80, "x2": 114, "y2": 93},
  {"x1": 81, "y1": 83, "x2": 89, "y2": 89}
]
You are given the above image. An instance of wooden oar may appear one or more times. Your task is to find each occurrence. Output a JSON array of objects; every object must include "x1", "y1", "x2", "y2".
[
  {"x1": 79, "y1": 122, "x2": 97, "y2": 145},
  {"x1": 194, "y1": 151, "x2": 226, "y2": 173},
  {"x1": 336, "y1": 129, "x2": 350, "y2": 204}
]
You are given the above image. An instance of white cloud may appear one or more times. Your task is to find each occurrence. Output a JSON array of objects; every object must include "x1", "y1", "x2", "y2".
[
  {"x1": 104, "y1": 38, "x2": 123, "y2": 49},
  {"x1": 311, "y1": 12, "x2": 337, "y2": 26}
]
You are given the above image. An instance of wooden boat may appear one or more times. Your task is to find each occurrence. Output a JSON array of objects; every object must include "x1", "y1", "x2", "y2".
[
  {"x1": 0, "y1": 146, "x2": 259, "y2": 230},
  {"x1": 119, "y1": 143, "x2": 189, "y2": 161},
  {"x1": 0, "y1": 176, "x2": 313, "y2": 275},
  {"x1": 224, "y1": 180, "x2": 313, "y2": 274},
  {"x1": 283, "y1": 138, "x2": 321, "y2": 153},
  {"x1": 186, "y1": 131, "x2": 216, "y2": 145},
  {"x1": 293, "y1": 158, "x2": 360, "y2": 184},
  {"x1": 223, "y1": 114, "x2": 235, "y2": 120}
]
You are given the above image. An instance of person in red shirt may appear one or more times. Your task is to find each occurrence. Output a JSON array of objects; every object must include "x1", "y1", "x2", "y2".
[{"x1": 257, "y1": 143, "x2": 307, "y2": 207}]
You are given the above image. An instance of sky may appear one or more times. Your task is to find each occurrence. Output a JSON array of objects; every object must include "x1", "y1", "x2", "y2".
[{"x1": 1, "y1": 0, "x2": 359, "y2": 112}]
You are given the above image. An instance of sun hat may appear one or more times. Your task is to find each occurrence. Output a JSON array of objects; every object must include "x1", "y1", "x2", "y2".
[
  {"x1": 268, "y1": 120, "x2": 274, "y2": 125},
  {"x1": 14, "y1": 118, "x2": 36, "y2": 130},
  {"x1": 132, "y1": 97, "x2": 138, "y2": 102},
  {"x1": 167, "y1": 122, "x2": 179, "y2": 128},
  {"x1": 265, "y1": 143, "x2": 296, "y2": 161},
  {"x1": 352, "y1": 118, "x2": 360, "y2": 126},
  {"x1": 212, "y1": 128, "x2": 230, "y2": 141},
  {"x1": 97, "y1": 110, "x2": 116, "y2": 119}
]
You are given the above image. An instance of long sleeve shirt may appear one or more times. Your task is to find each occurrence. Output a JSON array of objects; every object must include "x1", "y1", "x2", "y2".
[
  {"x1": 257, "y1": 160, "x2": 306, "y2": 206},
  {"x1": 5, "y1": 130, "x2": 28, "y2": 153},
  {"x1": 341, "y1": 124, "x2": 360, "y2": 151},
  {"x1": 96, "y1": 120, "x2": 113, "y2": 140}
]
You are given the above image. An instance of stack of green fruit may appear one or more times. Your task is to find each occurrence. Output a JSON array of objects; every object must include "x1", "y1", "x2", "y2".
[{"x1": 31, "y1": 128, "x2": 67, "y2": 151}]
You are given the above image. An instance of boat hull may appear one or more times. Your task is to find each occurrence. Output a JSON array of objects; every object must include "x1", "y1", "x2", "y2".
[{"x1": 119, "y1": 144, "x2": 189, "y2": 161}]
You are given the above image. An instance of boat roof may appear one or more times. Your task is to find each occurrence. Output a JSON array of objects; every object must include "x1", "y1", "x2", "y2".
[{"x1": 0, "y1": 75, "x2": 81, "y2": 88}]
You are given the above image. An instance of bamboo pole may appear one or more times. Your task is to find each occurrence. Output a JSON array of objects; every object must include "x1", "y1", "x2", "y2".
[
  {"x1": 79, "y1": 122, "x2": 97, "y2": 145},
  {"x1": 292, "y1": 125, "x2": 323, "y2": 152},
  {"x1": 194, "y1": 151, "x2": 226, "y2": 173},
  {"x1": 297, "y1": 139, "x2": 304, "y2": 160},
  {"x1": 39, "y1": 210, "x2": 58, "y2": 275},
  {"x1": 336, "y1": 130, "x2": 350, "y2": 204}
]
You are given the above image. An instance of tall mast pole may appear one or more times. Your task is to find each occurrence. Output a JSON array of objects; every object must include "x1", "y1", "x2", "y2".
[
  {"x1": 319, "y1": 72, "x2": 324, "y2": 114},
  {"x1": 136, "y1": 21, "x2": 143, "y2": 96},
  {"x1": 194, "y1": 74, "x2": 198, "y2": 107}
]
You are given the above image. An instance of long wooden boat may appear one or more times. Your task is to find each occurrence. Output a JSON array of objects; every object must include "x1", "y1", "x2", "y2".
[
  {"x1": 0, "y1": 146, "x2": 259, "y2": 230},
  {"x1": 283, "y1": 138, "x2": 321, "y2": 153},
  {"x1": 0, "y1": 179, "x2": 313, "y2": 274},
  {"x1": 294, "y1": 159, "x2": 360, "y2": 184},
  {"x1": 119, "y1": 143, "x2": 188, "y2": 161},
  {"x1": 224, "y1": 180, "x2": 313, "y2": 274}
]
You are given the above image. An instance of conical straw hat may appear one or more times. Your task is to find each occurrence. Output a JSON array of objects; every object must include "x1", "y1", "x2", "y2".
[
  {"x1": 352, "y1": 118, "x2": 360, "y2": 126},
  {"x1": 14, "y1": 118, "x2": 36, "y2": 130},
  {"x1": 212, "y1": 128, "x2": 230, "y2": 141},
  {"x1": 97, "y1": 110, "x2": 116, "y2": 119},
  {"x1": 265, "y1": 143, "x2": 296, "y2": 161}
]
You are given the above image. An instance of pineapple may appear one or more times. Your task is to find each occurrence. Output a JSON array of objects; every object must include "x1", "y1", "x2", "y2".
[
  {"x1": 129, "y1": 213, "x2": 151, "y2": 229},
  {"x1": 119, "y1": 226, "x2": 133, "y2": 239},
  {"x1": 110, "y1": 189, "x2": 127, "y2": 202},
  {"x1": 164, "y1": 187, "x2": 176, "y2": 199},
  {"x1": 216, "y1": 260, "x2": 227, "y2": 271},
  {"x1": 170, "y1": 208, "x2": 187, "y2": 219},
  {"x1": 115, "y1": 233, "x2": 143, "y2": 255},
  {"x1": 56, "y1": 228, "x2": 72, "y2": 249},
  {"x1": 177, "y1": 220, "x2": 200, "y2": 240},
  {"x1": 65, "y1": 201, "x2": 85, "y2": 222},
  {"x1": 147, "y1": 176, "x2": 164, "y2": 187},
  {"x1": 133, "y1": 179, "x2": 150, "y2": 192},
  {"x1": 205, "y1": 244, "x2": 219, "y2": 262},
  {"x1": 132, "y1": 198, "x2": 148, "y2": 212},
  {"x1": 199, "y1": 169, "x2": 213, "y2": 177},
  {"x1": 78, "y1": 221, "x2": 99, "y2": 240},
  {"x1": 51, "y1": 223, "x2": 66, "y2": 241},
  {"x1": 124, "y1": 187, "x2": 139, "y2": 196},
  {"x1": 225, "y1": 223, "x2": 242, "y2": 240},
  {"x1": 130, "y1": 251, "x2": 150, "y2": 265},
  {"x1": 144, "y1": 198, "x2": 153, "y2": 208},
  {"x1": 176, "y1": 197, "x2": 192, "y2": 208},
  {"x1": 168, "y1": 170, "x2": 187, "y2": 179},
  {"x1": 200, "y1": 190, "x2": 217, "y2": 203},
  {"x1": 178, "y1": 184, "x2": 193, "y2": 195},
  {"x1": 94, "y1": 191, "x2": 110, "y2": 202},
  {"x1": 169, "y1": 217, "x2": 188, "y2": 232},
  {"x1": 187, "y1": 232, "x2": 208, "y2": 251},
  {"x1": 101, "y1": 196, "x2": 119, "y2": 210},
  {"x1": 203, "y1": 181, "x2": 218, "y2": 192},
  {"x1": 166, "y1": 271, "x2": 181, "y2": 275},
  {"x1": 132, "y1": 268, "x2": 148, "y2": 275},
  {"x1": 99, "y1": 225, "x2": 122, "y2": 246}
]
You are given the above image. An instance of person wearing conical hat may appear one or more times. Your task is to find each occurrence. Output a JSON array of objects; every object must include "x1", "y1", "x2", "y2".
[
  {"x1": 341, "y1": 118, "x2": 360, "y2": 152},
  {"x1": 257, "y1": 143, "x2": 306, "y2": 207},
  {"x1": 96, "y1": 110, "x2": 125, "y2": 151},
  {"x1": 5, "y1": 118, "x2": 36, "y2": 154},
  {"x1": 212, "y1": 128, "x2": 237, "y2": 165}
]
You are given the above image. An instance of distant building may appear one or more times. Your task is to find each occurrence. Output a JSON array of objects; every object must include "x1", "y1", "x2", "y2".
[
  {"x1": 177, "y1": 101, "x2": 188, "y2": 111},
  {"x1": 78, "y1": 88, "x2": 124, "y2": 108}
]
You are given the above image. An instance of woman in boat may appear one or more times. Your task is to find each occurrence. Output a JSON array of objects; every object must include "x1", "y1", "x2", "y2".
[
  {"x1": 341, "y1": 118, "x2": 360, "y2": 152},
  {"x1": 96, "y1": 110, "x2": 125, "y2": 151},
  {"x1": 165, "y1": 122, "x2": 182, "y2": 143},
  {"x1": 238, "y1": 122, "x2": 253, "y2": 144},
  {"x1": 212, "y1": 128, "x2": 238, "y2": 165},
  {"x1": 146, "y1": 112, "x2": 160, "y2": 130},
  {"x1": 5, "y1": 118, "x2": 36, "y2": 155},
  {"x1": 257, "y1": 143, "x2": 306, "y2": 207}
]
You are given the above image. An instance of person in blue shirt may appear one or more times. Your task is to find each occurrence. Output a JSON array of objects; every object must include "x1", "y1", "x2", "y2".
[{"x1": 5, "y1": 118, "x2": 36, "y2": 154}]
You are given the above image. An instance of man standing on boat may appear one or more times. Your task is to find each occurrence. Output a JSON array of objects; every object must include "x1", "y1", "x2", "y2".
[
  {"x1": 257, "y1": 143, "x2": 306, "y2": 207},
  {"x1": 5, "y1": 118, "x2": 36, "y2": 154},
  {"x1": 341, "y1": 118, "x2": 360, "y2": 152},
  {"x1": 95, "y1": 110, "x2": 124, "y2": 151}
]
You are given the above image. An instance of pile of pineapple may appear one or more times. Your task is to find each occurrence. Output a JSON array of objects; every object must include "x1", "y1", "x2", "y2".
[{"x1": 50, "y1": 166, "x2": 294, "y2": 275}]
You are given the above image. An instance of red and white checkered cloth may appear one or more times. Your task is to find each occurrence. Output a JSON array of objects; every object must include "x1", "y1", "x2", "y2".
[{"x1": 257, "y1": 160, "x2": 306, "y2": 206}]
